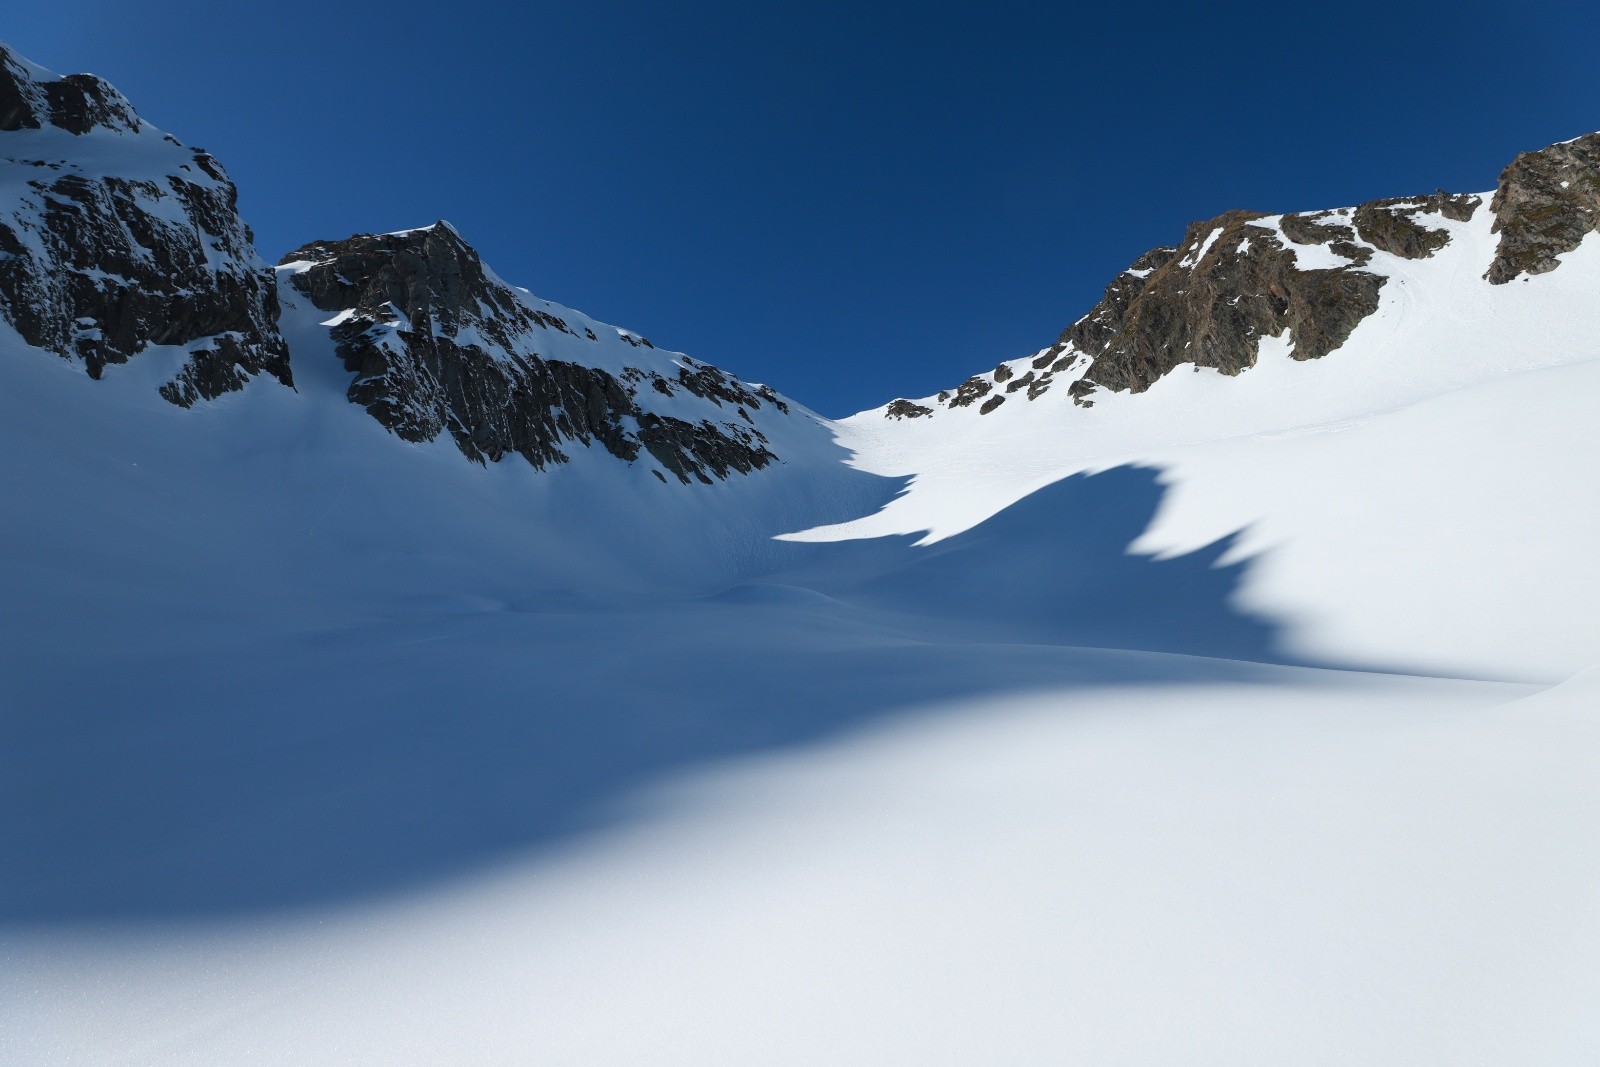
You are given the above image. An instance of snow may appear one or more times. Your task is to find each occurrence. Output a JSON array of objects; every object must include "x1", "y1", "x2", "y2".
[
  {"x1": 6, "y1": 103, "x2": 1600, "y2": 1061},
  {"x1": 7, "y1": 276, "x2": 1600, "y2": 1059},
  {"x1": 9, "y1": 659, "x2": 1598, "y2": 1065}
]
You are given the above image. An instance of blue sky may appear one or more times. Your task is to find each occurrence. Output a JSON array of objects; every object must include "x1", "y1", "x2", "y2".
[{"x1": 8, "y1": 1, "x2": 1598, "y2": 415}]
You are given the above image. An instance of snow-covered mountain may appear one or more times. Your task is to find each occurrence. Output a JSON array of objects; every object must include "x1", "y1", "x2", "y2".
[
  {"x1": 794, "y1": 134, "x2": 1600, "y2": 678},
  {"x1": 0, "y1": 44, "x2": 290, "y2": 404},
  {"x1": 277, "y1": 222, "x2": 804, "y2": 484},
  {"x1": 7, "y1": 39, "x2": 1600, "y2": 1066},
  {"x1": 0, "y1": 39, "x2": 829, "y2": 494}
]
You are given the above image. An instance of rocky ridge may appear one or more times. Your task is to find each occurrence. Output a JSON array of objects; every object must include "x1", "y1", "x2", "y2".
[
  {"x1": 887, "y1": 132, "x2": 1600, "y2": 419},
  {"x1": 0, "y1": 41, "x2": 795, "y2": 485},
  {"x1": 6, "y1": 39, "x2": 1600, "y2": 485},
  {"x1": 0, "y1": 42, "x2": 290, "y2": 405},
  {"x1": 280, "y1": 224, "x2": 787, "y2": 483}
]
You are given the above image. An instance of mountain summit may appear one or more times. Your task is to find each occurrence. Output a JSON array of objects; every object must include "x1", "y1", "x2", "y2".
[
  {"x1": 278, "y1": 221, "x2": 791, "y2": 483},
  {"x1": 0, "y1": 42, "x2": 291, "y2": 405}
]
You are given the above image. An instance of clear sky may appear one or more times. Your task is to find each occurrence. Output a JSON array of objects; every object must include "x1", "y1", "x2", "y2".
[{"x1": 8, "y1": 1, "x2": 1598, "y2": 415}]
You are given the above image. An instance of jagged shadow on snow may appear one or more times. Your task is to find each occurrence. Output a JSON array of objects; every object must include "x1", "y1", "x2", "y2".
[
  {"x1": 1, "y1": 467, "x2": 1295, "y2": 925},
  {"x1": 763, "y1": 466, "x2": 1285, "y2": 662}
]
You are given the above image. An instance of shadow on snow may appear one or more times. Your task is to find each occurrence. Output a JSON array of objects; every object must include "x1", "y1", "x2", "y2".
[{"x1": 3, "y1": 467, "x2": 1301, "y2": 925}]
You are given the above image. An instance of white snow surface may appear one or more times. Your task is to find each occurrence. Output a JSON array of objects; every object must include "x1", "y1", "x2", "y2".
[
  {"x1": 5, "y1": 149, "x2": 1600, "y2": 1062},
  {"x1": 14, "y1": 667, "x2": 1600, "y2": 1066}
]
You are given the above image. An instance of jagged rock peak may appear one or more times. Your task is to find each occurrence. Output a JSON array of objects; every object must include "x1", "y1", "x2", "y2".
[
  {"x1": 0, "y1": 41, "x2": 291, "y2": 404},
  {"x1": 0, "y1": 44, "x2": 140, "y2": 136},
  {"x1": 279, "y1": 224, "x2": 790, "y2": 484},
  {"x1": 283, "y1": 221, "x2": 541, "y2": 358},
  {"x1": 1485, "y1": 132, "x2": 1600, "y2": 284}
]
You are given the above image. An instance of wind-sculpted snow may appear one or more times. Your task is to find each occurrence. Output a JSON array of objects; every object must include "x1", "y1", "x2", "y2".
[{"x1": 0, "y1": 42, "x2": 290, "y2": 405}]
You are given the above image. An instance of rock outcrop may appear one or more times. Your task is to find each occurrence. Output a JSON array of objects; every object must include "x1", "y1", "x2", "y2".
[
  {"x1": 1352, "y1": 191, "x2": 1479, "y2": 259},
  {"x1": 884, "y1": 398, "x2": 932, "y2": 419},
  {"x1": 1484, "y1": 132, "x2": 1600, "y2": 285},
  {"x1": 896, "y1": 184, "x2": 1494, "y2": 415},
  {"x1": 280, "y1": 224, "x2": 784, "y2": 483},
  {"x1": 891, "y1": 131, "x2": 1600, "y2": 422},
  {"x1": 0, "y1": 43, "x2": 291, "y2": 405},
  {"x1": 1062, "y1": 208, "x2": 1389, "y2": 399}
]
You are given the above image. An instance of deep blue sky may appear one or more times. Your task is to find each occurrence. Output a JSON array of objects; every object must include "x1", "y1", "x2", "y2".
[{"x1": 8, "y1": 2, "x2": 1598, "y2": 415}]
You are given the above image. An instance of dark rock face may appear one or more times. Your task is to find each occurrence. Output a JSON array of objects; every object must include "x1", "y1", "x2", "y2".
[
  {"x1": 900, "y1": 179, "x2": 1490, "y2": 419},
  {"x1": 0, "y1": 44, "x2": 291, "y2": 404},
  {"x1": 1064, "y1": 208, "x2": 1386, "y2": 397},
  {"x1": 1352, "y1": 192, "x2": 1479, "y2": 260},
  {"x1": 0, "y1": 53, "x2": 141, "y2": 135},
  {"x1": 1057, "y1": 245, "x2": 1180, "y2": 360},
  {"x1": 899, "y1": 197, "x2": 1388, "y2": 417},
  {"x1": 1279, "y1": 212, "x2": 1372, "y2": 264},
  {"x1": 946, "y1": 375, "x2": 994, "y2": 408},
  {"x1": 281, "y1": 225, "x2": 780, "y2": 483},
  {"x1": 1485, "y1": 132, "x2": 1600, "y2": 284},
  {"x1": 885, "y1": 398, "x2": 932, "y2": 419}
]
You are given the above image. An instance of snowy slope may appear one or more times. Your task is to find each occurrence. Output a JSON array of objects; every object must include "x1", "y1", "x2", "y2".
[
  {"x1": 791, "y1": 179, "x2": 1600, "y2": 680},
  {"x1": 17, "y1": 664, "x2": 1600, "y2": 1066}
]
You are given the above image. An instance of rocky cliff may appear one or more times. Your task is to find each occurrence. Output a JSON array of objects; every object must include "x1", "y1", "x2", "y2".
[
  {"x1": 279, "y1": 224, "x2": 789, "y2": 483},
  {"x1": 0, "y1": 43, "x2": 290, "y2": 405},
  {"x1": 0, "y1": 41, "x2": 795, "y2": 485},
  {"x1": 1485, "y1": 133, "x2": 1600, "y2": 284},
  {"x1": 886, "y1": 132, "x2": 1600, "y2": 418}
]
